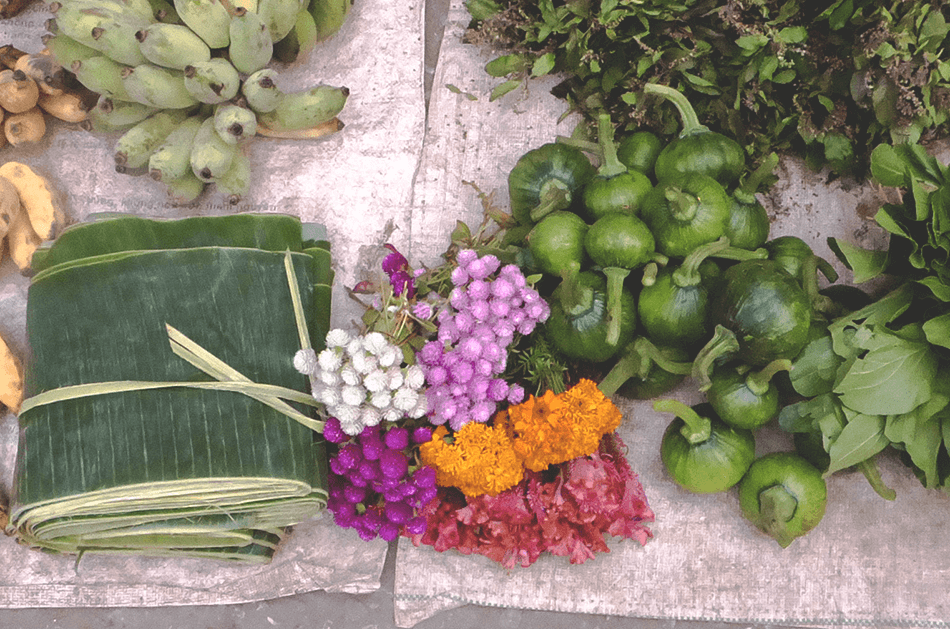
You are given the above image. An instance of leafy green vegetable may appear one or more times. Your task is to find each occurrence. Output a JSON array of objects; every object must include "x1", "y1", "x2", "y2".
[{"x1": 465, "y1": 0, "x2": 950, "y2": 176}]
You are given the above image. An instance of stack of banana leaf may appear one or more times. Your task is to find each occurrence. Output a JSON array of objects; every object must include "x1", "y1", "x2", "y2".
[{"x1": 8, "y1": 213, "x2": 333, "y2": 563}]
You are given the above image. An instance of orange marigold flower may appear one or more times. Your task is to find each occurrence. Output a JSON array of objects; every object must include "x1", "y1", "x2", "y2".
[
  {"x1": 506, "y1": 379, "x2": 623, "y2": 472},
  {"x1": 419, "y1": 424, "x2": 524, "y2": 497}
]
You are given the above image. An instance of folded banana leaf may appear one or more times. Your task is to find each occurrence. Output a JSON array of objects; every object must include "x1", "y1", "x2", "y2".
[{"x1": 10, "y1": 214, "x2": 332, "y2": 563}]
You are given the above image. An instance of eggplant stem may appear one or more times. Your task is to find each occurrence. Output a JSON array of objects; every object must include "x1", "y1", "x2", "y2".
[
  {"x1": 641, "y1": 261, "x2": 659, "y2": 287},
  {"x1": 671, "y1": 237, "x2": 731, "y2": 287},
  {"x1": 555, "y1": 134, "x2": 601, "y2": 157},
  {"x1": 595, "y1": 112, "x2": 627, "y2": 178},
  {"x1": 692, "y1": 325, "x2": 740, "y2": 391},
  {"x1": 598, "y1": 340, "x2": 649, "y2": 398},
  {"x1": 644, "y1": 83, "x2": 707, "y2": 138},
  {"x1": 665, "y1": 185, "x2": 699, "y2": 221},
  {"x1": 745, "y1": 358, "x2": 793, "y2": 396},
  {"x1": 529, "y1": 179, "x2": 572, "y2": 222},
  {"x1": 603, "y1": 266, "x2": 630, "y2": 346},
  {"x1": 654, "y1": 398, "x2": 712, "y2": 444},
  {"x1": 740, "y1": 151, "x2": 779, "y2": 195},
  {"x1": 756, "y1": 485, "x2": 799, "y2": 548}
]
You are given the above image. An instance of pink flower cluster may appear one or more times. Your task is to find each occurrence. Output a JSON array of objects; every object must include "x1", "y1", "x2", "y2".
[
  {"x1": 407, "y1": 433, "x2": 654, "y2": 568},
  {"x1": 417, "y1": 250, "x2": 550, "y2": 430}
]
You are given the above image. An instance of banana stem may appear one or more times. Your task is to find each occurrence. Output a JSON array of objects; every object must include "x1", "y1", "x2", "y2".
[
  {"x1": 644, "y1": 83, "x2": 707, "y2": 138},
  {"x1": 654, "y1": 398, "x2": 711, "y2": 444},
  {"x1": 603, "y1": 266, "x2": 630, "y2": 346}
]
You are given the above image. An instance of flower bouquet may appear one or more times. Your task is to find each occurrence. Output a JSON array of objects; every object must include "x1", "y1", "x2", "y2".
[{"x1": 295, "y1": 198, "x2": 655, "y2": 568}]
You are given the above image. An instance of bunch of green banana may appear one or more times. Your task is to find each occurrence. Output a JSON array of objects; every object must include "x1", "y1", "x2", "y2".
[{"x1": 42, "y1": 0, "x2": 354, "y2": 205}]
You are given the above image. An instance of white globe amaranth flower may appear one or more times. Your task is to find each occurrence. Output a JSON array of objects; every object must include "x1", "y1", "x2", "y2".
[
  {"x1": 325, "y1": 329, "x2": 351, "y2": 349},
  {"x1": 362, "y1": 369, "x2": 388, "y2": 393},
  {"x1": 317, "y1": 348, "x2": 343, "y2": 373},
  {"x1": 392, "y1": 387, "x2": 418, "y2": 412},
  {"x1": 319, "y1": 369, "x2": 341, "y2": 387},
  {"x1": 350, "y1": 351, "x2": 378, "y2": 375},
  {"x1": 409, "y1": 397, "x2": 428, "y2": 418},
  {"x1": 370, "y1": 390, "x2": 392, "y2": 409},
  {"x1": 405, "y1": 364, "x2": 425, "y2": 390},
  {"x1": 382, "y1": 406, "x2": 403, "y2": 423},
  {"x1": 314, "y1": 384, "x2": 340, "y2": 408},
  {"x1": 341, "y1": 384, "x2": 366, "y2": 407},
  {"x1": 338, "y1": 412, "x2": 364, "y2": 436},
  {"x1": 377, "y1": 345, "x2": 401, "y2": 368},
  {"x1": 339, "y1": 366, "x2": 361, "y2": 386},
  {"x1": 334, "y1": 403, "x2": 360, "y2": 426},
  {"x1": 345, "y1": 338, "x2": 363, "y2": 357},
  {"x1": 386, "y1": 366, "x2": 404, "y2": 391},
  {"x1": 360, "y1": 405, "x2": 383, "y2": 427},
  {"x1": 362, "y1": 331, "x2": 389, "y2": 356},
  {"x1": 293, "y1": 349, "x2": 319, "y2": 375}
]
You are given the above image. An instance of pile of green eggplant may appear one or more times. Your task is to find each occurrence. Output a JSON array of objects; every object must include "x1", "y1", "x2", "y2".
[{"x1": 505, "y1": 84, "x2": 862, "y2": 547}]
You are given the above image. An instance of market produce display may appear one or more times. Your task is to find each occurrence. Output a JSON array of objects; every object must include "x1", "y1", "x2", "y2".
[
  {"x1": 464, "y1": 0, "x2": 950, "y2": 177},
  {"x1": 0, "y1": 160, "x2": 64, "y2": 270},
  {"x1": 41, "y1": 0, "x2": 352, "y2": 204},
  {"x1": 9, "y1": 213, "x2": 333, "y2": 562}
]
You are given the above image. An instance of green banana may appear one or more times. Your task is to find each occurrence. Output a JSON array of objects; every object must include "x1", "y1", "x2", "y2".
[
  {"x1": 258, "y1": 84, "x2": 348, "y2": 131},
  {"x1": 148, "y1": 0, "x2": 180, "y2": 22},
  {"x1": 71, "y1": 56, "x2": 133, "y2": 102},
  {"x1": 114, "y1": 108, "x2": 190, "y2": 169},
  {"x1": 173, "y1": 0, "x2": 231, "y2": 49},
  {"x1": 272, "y1": 8, "x2": 317, "y2": 63},
  {"x1": 213, "y1": 103, "x2": 257, "y2": 144},
  {"x1": 182, "y1": 58, "x2": 240, "y2": 104},
  {"x1": 148, "y1": 114, "x2": 205, "y2": 182},
  {"x1": 89, "y1": 19, "x2": 151, "y2": 66},
  {"x1": 256, "y1": 0, "x2": 299, "y2": 42},
  {"x1": 228, "y1": 7, "x2": 273, "y2": 75},
  {"x1": 308, "y1": 0, "x2": 351, "y2": 42},
  {"x1": 42, "y1": 33, "x2": 100, "y2": 70},
  {"x1": 136, "y1": 23, "x2": 212, "y2": 70},
  {"x1": 121, "y1": 64, "x2": 199, "y2": 109},
  {"x1": 241, "y1": 67, "x2": 283, "y2": 113},
  {"x1": 190, "y1": 115, "x2": 237, "y2": 181},
  {"x1": 49, "y1": 3, "x2": 147, "y2": 50},
  {"x1": 88, "y1": 96, "x2": 159, "y2": 130},
  {"x1": 213, "y1": 148, "x2": 251, "y2": 204},
  {"x1": 164, "y1": 169, "x2": 207, "y2": 204}
]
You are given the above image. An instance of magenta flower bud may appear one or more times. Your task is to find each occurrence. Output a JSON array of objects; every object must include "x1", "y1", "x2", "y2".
[
  {"x1": 507, "y1": 383, "x2": 525, "y2": 405},
  {"x1": 417, "y1": 340, "x2": 443, "y2": 365},
  {"x1": 458, "y1": 337, "x2": 482, "y2": 361},
  {"x1": 425, "y1": 364, "x2": 448, "y2": 386},
  {"x1": 378, "y1": 521, "x2": 401, "y2": 541},
  {"x1": 449, "y1": 360, "x2": 474, "y2": 384},
  {"x1": 467, "y1": 279, "x2": 490, "y2": 300},
  {"x1": 437, "y1": 319, "x2": 460, "y2": 344},
  {"x1": 412, "y1": 301, "x2": 434, "y2": 320},
  {"x1": 384, "y1": 427, "x2": 410, "y2": 450},
  {"x1": 454, "y1": 310, "x2": 475, "y2": 334},
  {"x1": 500, "y1": 263, "x2": 526, "y2": 286},
  {"x1": 488, "y1": 378, "x2": 509, "y2": 402},
  {"x1": 343, "y1": 484, "x2": 367, "y2": 504},
  {"x1": 468, "y1": 299, "x2": 490, "y2": 321},
  {"x1": 491, "y1": 277, "x2": 516, "y2": 299},
  {"x1": 457, "y1": 249, "x2": 478, "y2": 267},
  {"x1": 405, "y1": 516, "x2": 428, "y2": 535},
  {"x1": 471, "y1": 400, "x2": 496, "y2": 423},
  {"x1": 385, "y1": 501, "x2": 414, "y2": 525},
  {"x1": 417, "y1": 486, "x2": 439, "y2": 505},
  {"x1": 358, "y1": 460, "x2": 380, "y2": 480},
  {"x1": 380, "y1": 449, "x2": 409, "y2": 479},
  {"x1": 489, "y1": 298, "x2": 510, "y2": 319},
  {"x1": 450, "y1": 265, "x2": 469, "y2": 286},
  {"x1": 449, "y1": 286, "x2": 469, "y2": 310},
  {"x1": 475, "y1": 358, "x2": 493, "y2": 378},
  {"x1": 335, "y1": 444, "x2": 361, "y2": 470},
  {"x1": 412, "y1": 465, "x2": 437, "y2": 488},
  {"x1": 323, "y1": 417, "x2": 348, "y2": 444},
  {"x1": 467, "y1": 376, "x2": 489, "y2": 401},
  {"x1": 362, "y1": 436, "x2": 385, "y2": 461},
  {"x1": 412, "y1": 426, "x2": 433, "y2": 443}
]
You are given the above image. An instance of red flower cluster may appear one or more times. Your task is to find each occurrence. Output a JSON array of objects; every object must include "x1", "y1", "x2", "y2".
[{"x1": 407, "y1": 433, "x2": 654, "y2": 568}]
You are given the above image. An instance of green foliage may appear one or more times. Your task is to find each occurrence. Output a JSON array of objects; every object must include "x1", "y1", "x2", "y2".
[{"x1": 467, "y1": 0, "x2": 950, "y2": 177}]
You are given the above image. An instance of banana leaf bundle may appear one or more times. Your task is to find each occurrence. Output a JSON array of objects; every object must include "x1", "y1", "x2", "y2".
[{"x1": 9, "y1": 214, "x2": 333, "y2": 563}]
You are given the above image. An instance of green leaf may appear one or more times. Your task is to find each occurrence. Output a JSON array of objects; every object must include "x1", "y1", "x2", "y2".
[
  {"x1": 485, "y1": 54, "x2": 530, "y2": 77},
  {"x1": 771, "y1": 69, "x2": 796, "y2": 84},
  {"x1": 778, "y1": 393, "x2": 842, "y2": 433},
  {"x1": 490, "y1": 79, "x2": 522, "y2": 101},
  {"x1": 532, "y1": 52, "x2": 556, "y2": 77},
  {"x1": 758, "y1": 55, "x2": 779, "y2": 82},
  {"x1": 776, "y1": 26, "x2": 808, "y2": 44},
  {"x1": 827, "y1": 237, "x2": 888, "y2": 283},
  {"x1": 834, "y1": 325, "x2": 938, "y2": 416},
  {"x1": 923, "y1": 312, "x2": 950, "y2": 349},
  {"x1": 826, "y1": 413, "x2": 889, "y2": 475},
  {"x1": 870, "y1": 143, "x2": 910, "y2": 187},
  {"x1": 736, "y1": 34, "x2": 768, "y2": 52},
  {"x1": 445, "y1": 84, "x2": 478, "y2": 101},
  {"x1": 790, "y1": 334, "x2": 842, "y2": 397}
]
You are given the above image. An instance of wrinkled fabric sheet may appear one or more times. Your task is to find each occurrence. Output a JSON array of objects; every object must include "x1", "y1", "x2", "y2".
[
  {"x1": 0, "y1": 0, "x2": 427, "y2": 605},
  {"x1": 395, "y1": 0, "x2": 950, "y2": 627}
]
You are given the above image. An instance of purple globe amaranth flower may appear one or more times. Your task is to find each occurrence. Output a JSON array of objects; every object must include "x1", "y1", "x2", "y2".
[
  {"x1": 412, "y1": 301, "x2": 434, "y2": 320},
  {"x1": 385, "y1": 501, "x2": 414, "y2": 525},
  {"x1": 412, "y1": 426, "x2": 433, "y2": 444},
  {"x1": 384, "y1": 426, "x2": 410, "y2": 450},
  {"x1": 380, "y1": 449, "x2": 409, "y2": 479},
  {"x1": 412, "y1": 465, "x2": 437, "y2": 488},
  {"x1": 378, "y1": 521, "x2": 401, "y2": 541},
  {"x1": 467, "y1": 279, "x2": 490, "y2": 300},
  {"x1": 343, "y1": 484, "x2": 367, "y2": 504},
  {"x1": 382, "y1": 244, "x2": 416, "y2": 298},
  {"x1": 389, "y1": 270, "x2": 415, "y2": 297},
  {"x1": 323, "y1": 417, "x2": 348, "y2": 444},
  {"x1": 457, "y1": 249, "x2": 478, "y2": 267},
  {"x1": 405, "y1": 516, "x2": 428, "y2": 536}
]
